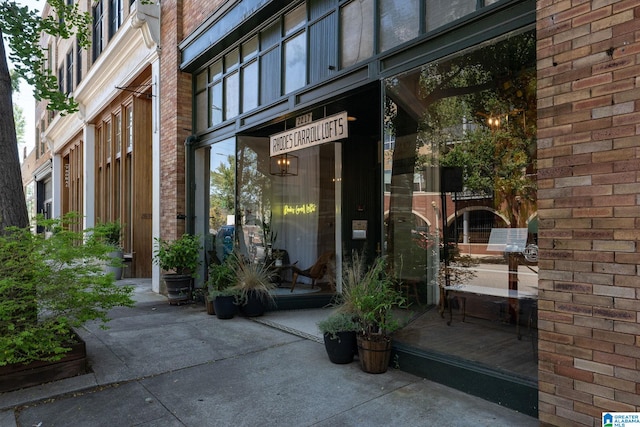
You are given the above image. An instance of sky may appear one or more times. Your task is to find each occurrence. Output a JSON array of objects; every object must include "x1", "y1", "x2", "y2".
[{"x1": 10, "y1": 0, "x2": 44, "y2": 157}]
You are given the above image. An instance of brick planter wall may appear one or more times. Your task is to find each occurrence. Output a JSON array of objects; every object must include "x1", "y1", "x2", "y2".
[{"x1": 537, "y1": 1, "x2": 640, "y2": 425}]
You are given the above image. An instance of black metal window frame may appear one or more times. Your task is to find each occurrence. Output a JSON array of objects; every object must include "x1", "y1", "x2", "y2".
[
  {"x1": 92, "y1": 0, "x2": 104, "y2": 62},
  {"x1": 189, "y1": 0, "x2": 514, "y2": 135},
  {"x1": 108, "y1": 0, "x2": 123, "y2": 39},
  {"x1": 76, "y1": 42, "x2": 82, "y2": 87},
  {"x1": 66, "y1": 49, "x2": 73, "y2": 95}
]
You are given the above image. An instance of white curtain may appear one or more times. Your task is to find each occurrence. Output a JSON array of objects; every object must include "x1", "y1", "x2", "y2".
[{"x1": 273, "y1": 146, "x2": 320, "y2": 282}]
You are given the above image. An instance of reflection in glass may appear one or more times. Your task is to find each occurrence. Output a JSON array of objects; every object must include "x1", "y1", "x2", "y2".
[
  {"x1": 284, "y1": 32, "x2": 306, "y2": 94},
  {"x1": 242, "y1": 60, "x2": 258, "y2": 113},
  {"x1": 385, "y1": 30, "x2": 538, "y2": 380},
  {"x1": 426, "y1": 0, "x2": 476, "y2": 32},
  {"x1": 340, "y1": 0, "x2": 373, "y2": 68},
  {"x1": 196, "y1": 90, "x2": 208, "y2": 131},
  {"x1": 210, "y1": 82, "x2": 222, "y2": 126},
  {"x1": 379, "y1": 0, "x2": 419, "y2": 52},
  {"x1": 224, "y1": 71, "x2": 239, "y2": 120},
  {"x1": 284, "y1": 3, "x2": 306, "y2": 36},
  {"x1": 208, "y1": 138, "x2": 236, "y2": 263},
  {"x1": 242, "y1": 36, "x2": 258, "y2": 61}
]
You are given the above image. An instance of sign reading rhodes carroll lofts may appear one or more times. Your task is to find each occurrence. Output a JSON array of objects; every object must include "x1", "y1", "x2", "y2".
[{"x1": 270, "y1": 111, "x2": 348, "y2": 157}]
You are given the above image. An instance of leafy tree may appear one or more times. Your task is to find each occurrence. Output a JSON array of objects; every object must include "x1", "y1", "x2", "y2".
[{"x1": 0, "y1": 0, "x2": 91, "y2": 232}]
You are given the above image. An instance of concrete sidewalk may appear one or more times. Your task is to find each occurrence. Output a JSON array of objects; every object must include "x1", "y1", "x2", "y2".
[{"x1": 0, "y1": 279, "x2": 538, "y2": 426}]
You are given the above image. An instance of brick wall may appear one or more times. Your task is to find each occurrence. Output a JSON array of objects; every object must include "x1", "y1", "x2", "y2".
[
  {"x1": 183, "y1": 0, "x2": 224, "y2": 37},
  {"x1": 160, "y1": 0, "x2": 192, "y2": 240},
  {"x1": 159, "y1": 0, "x2": 227, "y2": 241},
  {"x1": 537, "y1": 1, "x2": 640, "y2": 425}
]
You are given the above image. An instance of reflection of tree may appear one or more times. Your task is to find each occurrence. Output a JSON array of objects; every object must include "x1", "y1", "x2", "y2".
[
  {"x1": 209, "y1": 155, "x2": 235, "y2": 230},
  {"x1": 384, "y1": 30, "x2": 536, "y2": 292},
  {"x1": 237, "y1": 146, "x2": 271, "y2": 224}
]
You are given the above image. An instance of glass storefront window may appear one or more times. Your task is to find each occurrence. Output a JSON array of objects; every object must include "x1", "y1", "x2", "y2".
[
  {"x1": 210, "y1": 81, "x2": 222, "y2": 126},
  {"x1": 242, "y1": 60, "x2": 258, "y2": 113},
  {"x1": 379, "y1": 0, "x2": 419, "y2": 52},
  {"x1": 425, "y1": 0, "x2": 476, "y2": 32},
  {"x1": 224, "y1": 71, "x2": 240, "y2": 119},
  {"x1": 340, "y1": 0, "x2": 373, "y2": 68},
  {"x1": 385, "y1": 29, "x2": 538, "y2": 381},
  {"x1": 242, "y1": 36, "x2": 258, "y2": 61},
  {"x1": 284, "y1": 3, "x2": 306, "y2": 36},
  {"x1": 207, "y1": 138, "x2": 236, "y2": 263},
  {"x1": 284, "y1": 32, "x2": 306, "y2": 94},
  {"x1": 196, "y1": 88, "x2": 208, "y2": 131},
  {"x1": 210, "y1": 60, "x2": 223, "y2": 81},
  {"x1": 236, "y1": 136, "x2": 337, "y2": 288}
]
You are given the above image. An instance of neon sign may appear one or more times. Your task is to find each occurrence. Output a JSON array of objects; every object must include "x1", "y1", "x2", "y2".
[{"x1": 283, "y1": 203, "x2": 317, "y2": 216}]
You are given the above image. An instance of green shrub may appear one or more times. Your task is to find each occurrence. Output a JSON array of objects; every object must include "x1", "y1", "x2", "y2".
[
  {"x1": 90, "y1": 220, "x2": 123, "y2": 248},
  {"x1": 0, "y1": 214, "x2": 134, "y2": 366},
  {"x1": 207, "y1": 258, "x2": 236, "y2": 298},
  {"x1": 153, "y1": 234, "x2": 202, "y2": 276},
  {"x1": 317, "y1": 312, "x2": 359, "y2": 340}
]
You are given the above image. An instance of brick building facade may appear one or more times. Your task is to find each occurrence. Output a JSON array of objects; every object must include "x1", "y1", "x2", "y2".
[
  {"x1": 24, "y1": 0, "x2": 638, "y2": 423},
  {"x1": 537, "y1": 0, "x2": 640, "y2": 425}
]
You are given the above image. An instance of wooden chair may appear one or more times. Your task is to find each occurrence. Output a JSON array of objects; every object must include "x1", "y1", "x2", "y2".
[{"x1": 290, "y1": 250, "x2": 334, "y2": 292}]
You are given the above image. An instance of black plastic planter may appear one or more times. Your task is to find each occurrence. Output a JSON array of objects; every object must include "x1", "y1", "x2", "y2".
[
  {"x1": 213, "y1": 295, "x2": 237, "y2": 319},
  {"x1": 323, "y1": 331, "x2": 357, "y2": 364}
]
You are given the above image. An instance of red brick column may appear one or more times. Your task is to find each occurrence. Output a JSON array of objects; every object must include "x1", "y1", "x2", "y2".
[
  {"x1": 537, "y1": 1, "x2": 640, "y2": 425},
  {"x1": 160, "y1": 0, "x2": 192, "y2": 240}
]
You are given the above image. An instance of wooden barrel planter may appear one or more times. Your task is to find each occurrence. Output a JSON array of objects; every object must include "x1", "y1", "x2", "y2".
[
  {"x1": 357, "y1": 334, "x2": 392, "y2": 374},
  {"x1": 205, "y1": 295, "x2": 215, "y2": 315},
  {"x1": 0, "y1": 333, "x2": 87, "y2": 393}
]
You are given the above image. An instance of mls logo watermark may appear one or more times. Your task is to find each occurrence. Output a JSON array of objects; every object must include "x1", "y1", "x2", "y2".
[{"x1": 603, "y1": 413, "x2": 640, "y2": 427}]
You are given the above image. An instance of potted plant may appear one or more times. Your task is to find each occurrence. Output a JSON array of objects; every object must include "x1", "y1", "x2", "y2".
[
  {"x1": 231, "y1": 254, "x2": 276, "y2": 317},
  {"x1": 206, "y1": 259, "x2": 237, "y2": 319},
  {"x1": 314, "y1": 251, "x2": 366, "y2": 364},
  {"x1": 350, "y1": 256, "x2": 406, "y2": 374},
  {"x1": 153, "y1": 234, "x2": 202, "y2": 305},
  {"x1": 91, "y1": 220, "x2": 124, "y2": 280},
  {"x1": 317, "y1": 312, "x2": 359, "y2": 364}
]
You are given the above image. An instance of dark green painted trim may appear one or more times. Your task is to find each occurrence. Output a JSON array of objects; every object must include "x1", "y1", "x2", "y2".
[
  {"x1": 392, "y1": 342, "x2": 538, "y2": 418},
  {"x1": 181, "y1": 0, "x2": 290, "y2": 72},
  {"x1": 379, "y1": 0, "x2": 535, "y2": 78},
  {"x1": 269, "y1": 294, "x2": 335, "y2": 311}
]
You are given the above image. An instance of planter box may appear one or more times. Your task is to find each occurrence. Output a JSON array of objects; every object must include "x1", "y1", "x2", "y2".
[{"x1": 0, "y1": 334, "x2": 87, "y2": 393}]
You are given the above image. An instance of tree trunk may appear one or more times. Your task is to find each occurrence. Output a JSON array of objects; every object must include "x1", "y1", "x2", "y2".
[{"x1": 0, "y1": 32, "x2": 29, "y2": 232}]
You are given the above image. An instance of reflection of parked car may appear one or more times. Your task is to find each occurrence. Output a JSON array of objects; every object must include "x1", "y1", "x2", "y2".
[{"x1": 214, "y1": 225, "x2": 234, "y2": 262}]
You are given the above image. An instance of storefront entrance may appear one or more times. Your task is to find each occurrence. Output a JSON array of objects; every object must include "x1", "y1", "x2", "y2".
[{"x1": 197, "y1": 86, "x2": 382, "y2": 304}]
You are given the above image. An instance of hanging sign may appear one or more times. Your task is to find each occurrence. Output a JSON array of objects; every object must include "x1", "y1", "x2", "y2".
[{"x1": 270, "y1": 111, "x2": 348, "y2": 157}]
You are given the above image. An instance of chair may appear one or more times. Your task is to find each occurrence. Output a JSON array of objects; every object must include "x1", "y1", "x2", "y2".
[{"x1": 290, "y1": 250, "x2": 334, "y2": 292}]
